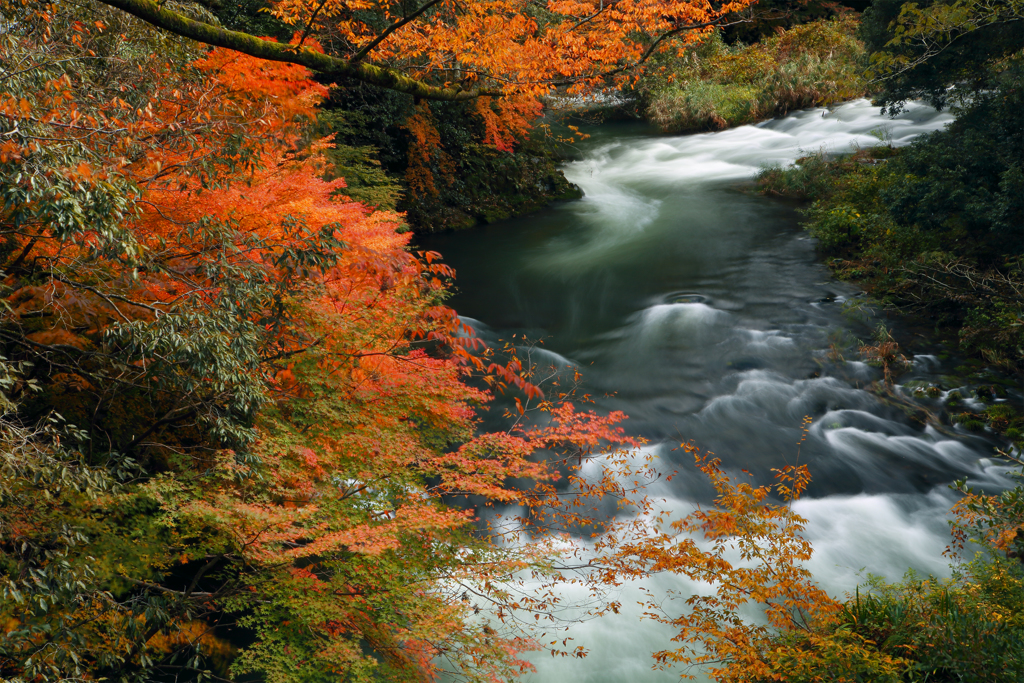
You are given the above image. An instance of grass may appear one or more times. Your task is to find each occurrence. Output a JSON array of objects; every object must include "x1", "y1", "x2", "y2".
[{"x1": 641, "y1": 18, "x2": 867, "y2": 133}]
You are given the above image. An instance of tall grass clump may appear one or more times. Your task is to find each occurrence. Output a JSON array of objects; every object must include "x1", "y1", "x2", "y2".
[{"x1": 643, "y1": 18, "x2": 867, "y2": 133}]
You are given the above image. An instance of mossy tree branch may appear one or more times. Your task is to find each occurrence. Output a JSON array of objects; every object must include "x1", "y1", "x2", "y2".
[{"x1": 96, "y1": 0, "x2": 498, "y2": 100}]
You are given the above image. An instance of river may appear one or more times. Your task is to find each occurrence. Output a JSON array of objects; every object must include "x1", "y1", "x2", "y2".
[{"x1": 420, "y1": 99, "x2": 1015, "y2": 682}]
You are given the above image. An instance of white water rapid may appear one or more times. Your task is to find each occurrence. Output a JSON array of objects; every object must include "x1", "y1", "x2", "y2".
[{"x1": 423, "y1": 99, "x2": 1017, "y2": 682}]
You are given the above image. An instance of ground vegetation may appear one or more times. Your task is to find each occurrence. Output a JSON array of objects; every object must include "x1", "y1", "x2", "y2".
[{"x1": 640, "y1": 18, "x2": 868, "y2": 132}]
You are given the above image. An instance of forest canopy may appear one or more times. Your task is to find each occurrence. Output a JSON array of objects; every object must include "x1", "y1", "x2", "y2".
[
  {"x1": 95, "y1": 0, "x2": 759, "y2": 101},
  {"x1": 2, "y1": 0, "x2": 1023, "y2": 681}
]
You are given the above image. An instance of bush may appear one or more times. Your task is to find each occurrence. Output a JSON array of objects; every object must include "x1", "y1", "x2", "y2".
[
  {"x1": 841, "y1": 562, "x2": 1024, "y2": 682},
  {"x1": 756, "y1": 510, "x2": 1024, "y2": 682},
  {"x1": 755, "y1": 57, "x2": 1024, "y2": 373},
  {"x1": 323, "y1": 83, "x2": 581, "y2": 232},
  {"x1": 878, "y1": 62, "x2": 1024, "y2": 262},
  {"x1": 643, "y1": 18, "x2": 867, "y2": 132},
  {"x1": 757, "y1": 153, "x2": 845, "y2": 199}
]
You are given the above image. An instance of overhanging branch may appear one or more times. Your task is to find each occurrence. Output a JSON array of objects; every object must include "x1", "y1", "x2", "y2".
[
  {"x1": 95, "y1": 0, "x2": 497, "y2": 100},
  {"x1": 350, "y1": 0, "x2": 447, "y2": 64}
]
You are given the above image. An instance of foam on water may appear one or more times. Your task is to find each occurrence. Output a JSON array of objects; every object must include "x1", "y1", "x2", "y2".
[
  {"x1": 633, "y1": 302, "x2": 729, "y2": 345},
  {"x1": 692, "y1": 371, "x2": 879, "y2": 434},
  {"x1": 516, "y1": 345, "x2": 579, "y2": 375},
  {"x1": 538, "y1": 99, "x2": 952, "y2": 273},
  {"x1": 563, "y1": 99, "x2": 952, "y2": 190},
  {"x1": 795, "y1": 491, "x2": 955, "y2": 588},
  {"x1": 820, "y1": 425, "x2": 981, "y2": 490},
  {"x1": 421, "y1": 100, "x2": 1004, "y2": 681}
]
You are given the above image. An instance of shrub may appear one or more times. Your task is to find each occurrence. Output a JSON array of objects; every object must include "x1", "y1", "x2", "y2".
[
  {"x1": 643, "y1": 18, "x2": 867, "y2": 132},
  {"x1": 757, "y1": 152, "x2": 843, "y2": 199},
  {"x1": 755, "y1": 58, "x2": 1024, "y2": 373},
  {"x1": 756, "y1": 499, "x2": 1024, "y2": 681}
]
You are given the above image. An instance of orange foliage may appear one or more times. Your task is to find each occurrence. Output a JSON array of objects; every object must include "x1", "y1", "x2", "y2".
[
  {"x1": 475, "y1": 96, "x2": 543, "y2": 153},
  {"x1": 91, "y1": 0, "x2": 760, "y2": 155},
  {"x1": 2, "y1": 10, "x2": 856, "y2": 682},
  {"x1": 590, "y1": 428, "x2": 847, "y2": 680},
  {"x1": 403, "y1": 102, "x2": 455, "y2": 197},
  {"x1": 267, "y1": 0, "x2": 757, "y2": 96}
]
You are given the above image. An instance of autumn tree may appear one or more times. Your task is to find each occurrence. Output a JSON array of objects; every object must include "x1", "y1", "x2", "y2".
[
  {"x1": 96, "y1": 0, "x2": 758, "y2": 101},
  {"x1": 0, "y1": 3, "x2": 664, "y2": 680}
]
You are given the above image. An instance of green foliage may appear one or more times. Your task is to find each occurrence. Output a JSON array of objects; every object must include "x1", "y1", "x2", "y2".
[
  {"x1": 0, "y1": 356, "x2": 156, "y2": 681},
  {"x1": 642, "y1": 19, "x2": 867, "y2": 132},
  {"x1": 1, "y1": 6, "x2": 371, "y2": 678},
  {"x1": 0, "y1": 7, "x2": 635, "y2": 680},
  {"x1": 756, "y1": 57, "x2": 1024, "y2": 373},
  {"x1": 214, "y1": 0, "x2": 293, "y2": 41},
  {"x1": 877, "y1": 66, "x2": 1024, "y2": 258},
  {"x1": 723, "y1": 0, "x2": 870, "y2": 44},
  {"x1": 861, "y1": 0, "x2": 1024, "y2": 112},
  {"x1": 323, "y1": 80, "x2": 415, "y2": 173},
  {"x1": 757, "y1": 152, "x2": 848, "y2": 200},
  {"x1": 831, "y1": 561, "x2": 1024, "y2": 681},
  {"x1": 404, "y1": 141, "x2": 583, "y2": 231}
]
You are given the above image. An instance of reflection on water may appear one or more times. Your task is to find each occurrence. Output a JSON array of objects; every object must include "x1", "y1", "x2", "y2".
[{"x1": 421, "y1": 100, "x2": 1012, "y2": 681}]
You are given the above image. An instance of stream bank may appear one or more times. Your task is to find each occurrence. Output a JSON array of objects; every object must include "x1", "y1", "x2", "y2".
[{"x1": 755, "y1": 62, "x2": 1024, "y2": 449}]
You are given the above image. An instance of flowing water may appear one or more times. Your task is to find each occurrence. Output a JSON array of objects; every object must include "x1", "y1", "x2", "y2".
[{"x1": 421, "y1": 100, "x2": 1017, "y2": 681}]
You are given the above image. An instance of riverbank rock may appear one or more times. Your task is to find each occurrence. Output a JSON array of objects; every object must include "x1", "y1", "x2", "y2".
[{"x1": 404, "y1": 145, "x2": 583, "y2": 232}]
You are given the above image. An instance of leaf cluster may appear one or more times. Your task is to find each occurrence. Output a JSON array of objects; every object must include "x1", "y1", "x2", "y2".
[{"x1": 861, "y1": 0, "x2": 1024, "y2": 112}]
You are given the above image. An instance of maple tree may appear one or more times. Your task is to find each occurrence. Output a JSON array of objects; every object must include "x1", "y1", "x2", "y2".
[
  {"x1": 8, "y1": 1, "x2": 1017, "y2": 682},
  {"x1": 0, "y1": 3, "x2": 658, "y2": 680},
  {"x1": 96, "y1": 0, "x2": 758, "y2": 101}
]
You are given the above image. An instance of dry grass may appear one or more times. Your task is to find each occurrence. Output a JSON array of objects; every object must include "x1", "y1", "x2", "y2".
[{"x1": 644, "y1": 18, "x2": 867, "y2": 133}]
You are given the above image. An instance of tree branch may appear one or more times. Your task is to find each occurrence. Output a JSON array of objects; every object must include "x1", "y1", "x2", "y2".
[
  {"x1": 94, "y1": 0, "x2": 498, "y2": 100},
  {"x1": 350, "y1": 0, "x2": 447, "y2": 64},
  {"x1": 123, "y1": 406, "x2": 198, "y2": 453}
]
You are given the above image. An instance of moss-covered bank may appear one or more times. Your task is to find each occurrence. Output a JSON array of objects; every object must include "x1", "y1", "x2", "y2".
[{"x1": 315, "y1": 84, "x2": 583, "y2": 233}]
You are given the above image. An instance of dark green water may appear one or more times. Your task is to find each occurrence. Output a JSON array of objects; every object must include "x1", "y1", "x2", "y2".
[{"x1": 422, "y1": 101, "x2": 1014, "y2": 682}]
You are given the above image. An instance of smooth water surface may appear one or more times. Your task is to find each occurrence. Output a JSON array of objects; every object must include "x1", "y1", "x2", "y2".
[{"x1": 421, "y1": 100, "x2": 1014, "y2": 681}]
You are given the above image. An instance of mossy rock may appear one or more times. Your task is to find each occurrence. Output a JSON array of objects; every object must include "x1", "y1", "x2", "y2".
[
  {"x1": 962, "y1": 419, "x2": 987, "y2": 432},
  {"x1": 985, "y1": 404, "x2": 1023, "y2": 435},
  {"x1": 976, "y1": 385, "x2": 997, "y2": 401}
]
